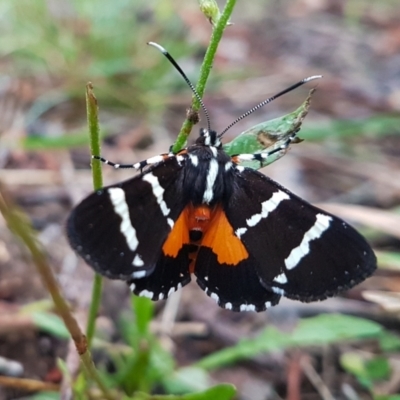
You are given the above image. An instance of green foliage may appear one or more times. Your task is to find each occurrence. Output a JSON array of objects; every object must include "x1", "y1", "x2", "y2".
[
  {"x1": 133, "y1": 384, "x2": 236, "y2": 400},
  {"x1": 341, "y1": 330, "x2": 400, "y2": 398},
  {"x1": 0, "y1": 0, "x2": 193, "y2": 116},
  {"x1": 300, "y1": 115, "x2": 400, "y2": 141},
  {"x1": 93, "y1": 295, "x2": 236, "y2": 399},
  {"x1": 223, "y1": 90, "x2": 314, "y2": 169},
  {"x1": 341, "y1": 353, "x2": 392, "y2": 393},
  {"x1": 30, "y1": 311, "x2": 70, "y2": 339},
  {"x1": 30, "y1": 392, "x2": 60, "y2": 400},
  {"x1": 197, "y1": 314, "x2": 382, "y2": 370}
]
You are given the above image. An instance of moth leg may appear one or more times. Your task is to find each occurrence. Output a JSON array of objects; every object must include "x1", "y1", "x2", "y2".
[{"x1": 231, "y1": 129, "x2": 300, "y2": 167}]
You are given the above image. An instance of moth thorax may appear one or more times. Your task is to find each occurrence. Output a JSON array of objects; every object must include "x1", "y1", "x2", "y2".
[{"x1": 198, "y1": 128, "x2": 221, "y2": 147}]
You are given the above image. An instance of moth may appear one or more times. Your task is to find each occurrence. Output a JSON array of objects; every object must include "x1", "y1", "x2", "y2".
[{"x1": 67, "y1": 43, "x2": 376, "y2": 312}]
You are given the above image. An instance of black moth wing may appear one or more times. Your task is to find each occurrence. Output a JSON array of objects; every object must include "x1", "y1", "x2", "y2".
[
  {"x1": 195, "y1": 249, "x2": 281, "y2": 312},
  {"x1": 67, "y1": 157, "x2": 186, "y2": 281},
  {"x1": 226, "y1": 167, "x2": 376, "y2": 302}
]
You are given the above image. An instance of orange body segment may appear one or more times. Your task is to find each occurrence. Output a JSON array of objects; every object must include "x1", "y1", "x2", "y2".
[
  {"x1": 162, "y1": 204, "x2": 248, "y2": 270},
  {"x1": 201, "y1": 207, "x2": 248, "y2": 266}
]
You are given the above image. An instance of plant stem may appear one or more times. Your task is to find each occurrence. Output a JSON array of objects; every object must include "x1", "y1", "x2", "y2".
[
  {"x1": 171, "y1": 0, "x2": 237, "y2": 153},
  {"x1": 85, "y1": 83, "x2": 104, "y2": 348},
  {"x1": 0, "y1": 185, "x2": 114, "y2": 400}
]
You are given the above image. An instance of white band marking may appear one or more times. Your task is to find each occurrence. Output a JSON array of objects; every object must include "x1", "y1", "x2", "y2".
[
  {"x1": 225, "y1": 161, "x2": 233, "y2": 171},
  {"x1": 235, "y1": 227, "x2": 247, "y2": 238},
  {"x1": 285, "y1": 213, "x2": 332, "y2": 270},
  {"x1": 202, "y1": 158, "x2": 219, "y2": 203},
  {"x1": 210, "y1": 146, "x2": 218, "y2": 157},
  {"x1": 189, "y1": 154, "x2": 198, "y2": 166},
  {"x1": 246, "y1": 190, "x2": 289, "y2": 227},
  {"x1": 143, "y1": 172, "x2": 170, "y2": 216},
  {"x1": 108, "y1": 188, "x2": 139, "y2": 251}
]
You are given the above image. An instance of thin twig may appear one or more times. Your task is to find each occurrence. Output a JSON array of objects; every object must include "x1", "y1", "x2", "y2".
[
  {"x1": 172, "y1": 0, "x2": 237, "y2": 152},
  {"x1": 300, "y1": 356, "x2": 336, "y2": 400},
  {"x1": 0, "y1": 183, "x2": 114, "y2": 400}
]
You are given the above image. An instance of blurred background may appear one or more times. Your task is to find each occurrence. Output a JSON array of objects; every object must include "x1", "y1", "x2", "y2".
[{"x1": 1, "y1": 0, "x2": 400, "y2": 399}]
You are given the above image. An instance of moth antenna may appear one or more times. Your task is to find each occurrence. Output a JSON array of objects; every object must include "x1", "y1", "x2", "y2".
[
  {"x1": 219, "y1": 75, "x2": 322, "y2": 138},
  {"x1": 148, "y1": 42, "x2": 212, "y2": 132}
]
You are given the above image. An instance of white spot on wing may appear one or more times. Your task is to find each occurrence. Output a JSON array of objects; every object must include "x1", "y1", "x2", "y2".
[
  {"x1": 273, "y1": 272, "x2": 288, "y2": 284},
  {"x1": 108, "y1": 188, "x2": 139, "y2": 251},
  {"x1": 139, "y1": 289, "x2": 154, "y2": 299},
  {"x1": 210, "y1": 292, "x2": 219, "y2": 302},
  {"x1": 143, "y1": 172, "x2": 170, "y2": 216},
  {"x1": 285, "y1": 213, "x2": 332, "y2": 270},
  {"x1": 235, "y1": 227, "x2": 247, "y2": 238},
  {"x1": 167, "y1": 218, "x2": 174, "y2": 229},
  {"x1": 129, "y1": 283, "x2": 136, "y2": 291},
  {"x1": 246, "y1": 190, "x2": 289, "y2": 227},
  {"x1": 240, "y1": 304, "x2": 256, "y2": 312},
  {"x1": 210, "y1": 146, "x2": 218, "y2": 157},
  {"x1": 132, "y1": 254, "x2": 144, "y2": 267},
  {"x1": 132, "y1": 270, "x2": 146, "y2": 279},
  {"x1": 271, "y1": 287, "x2": 285, "y2": 295},
  {"x1": 202, "y1": 158, "x2": 219, "y2": 203},
  {"x1": 225, "y1": 302, "x2": 233, "y2": 310},
  {"x1": 225, "y1": 161, "x2": 233, "y2": 171}
]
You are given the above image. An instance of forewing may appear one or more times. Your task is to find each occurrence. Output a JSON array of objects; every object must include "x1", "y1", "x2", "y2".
[
  {"x1": 225, "y1": 167, "x2": 376, "y2": 302},
  {"x1": 66, "y1": 157, "x2": 186, "y2": 280}
]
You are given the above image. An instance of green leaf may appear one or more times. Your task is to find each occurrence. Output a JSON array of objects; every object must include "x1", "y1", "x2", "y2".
[
  {"x1": 133, "y1": 383, "x2": 236, "y2": 400},
  {"x1": 341, "y1": 353, "x2": 391, "y2": 390},
  {"x1": 375, "y1": 396, "x2": 400, "y2": 400},
  {"x1": 365, "y1": 357, "x2": 391, "y2": 381},
  {"x1": 119, "y1": 342, "x2": 151, "y2": 395},
  {"x1": 132, "y1": 295, "x2": 154, "y2": 337},
  {"x1": 378, "y1": 331, "x2": 400, "y2": 352},
  {"x1": 29, "y1": 392, "x2": 60, "y2": 400},
  {"x1": 197, "y1": 314, "x2": 382, "y2": 370},
  {"x1": 222, "y1": 89, "x2": 315, "y2": 169},
  {"x1": 31, "y1": 311, "x2": 70, "y2": 339},
  {"x1": 340, "y1": 352, "x2": 369, "y2": 382},
  {"x1": 163, "y1": 367, "x2": 211, "y2": 394}
]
